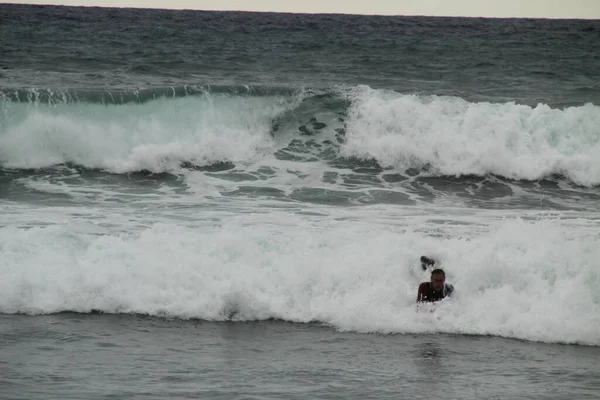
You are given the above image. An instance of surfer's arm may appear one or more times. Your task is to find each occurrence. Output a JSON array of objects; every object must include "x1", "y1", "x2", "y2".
[
  {"x1": 443, "y1": 283, "x2": 454, "y2": 298},
  {"x1": 416, "y1": 283, "x2": 427, "y2": 303}
]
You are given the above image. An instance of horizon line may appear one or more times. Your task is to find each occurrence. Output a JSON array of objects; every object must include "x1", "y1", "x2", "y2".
[{"x1": 3, "y1": 2, "x2": 600, "y2": 21}]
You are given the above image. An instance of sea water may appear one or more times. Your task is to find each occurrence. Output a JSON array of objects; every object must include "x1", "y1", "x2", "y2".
[{"x1": 1, "y1": 5, "x2": 599, "y2": 399}]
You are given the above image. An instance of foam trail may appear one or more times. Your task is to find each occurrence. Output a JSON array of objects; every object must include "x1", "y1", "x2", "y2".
[
  {"x1": 342, "y1": 86, "x2": 600, "y2": 186},
  {"x1": 1, "y1": 214, "x2": 598, "y2": 346}
]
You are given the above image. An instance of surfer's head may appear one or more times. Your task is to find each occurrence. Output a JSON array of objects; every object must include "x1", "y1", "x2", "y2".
[{"x1": 430, "y1": 268, "x2": 446, "y2": 291}]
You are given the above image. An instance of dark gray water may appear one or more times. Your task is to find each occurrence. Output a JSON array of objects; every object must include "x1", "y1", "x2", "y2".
[
  {"x1": 2, "y1": 4, "x2": 600, "y2": 107},
  {"x1": 2, "y1": 314, "x2": 599, "y2": 400}
]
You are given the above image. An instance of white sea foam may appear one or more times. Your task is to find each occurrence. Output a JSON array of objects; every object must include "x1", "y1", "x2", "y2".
[
  {"x1": 1, "y1": 211, "x2": 598, "y2": 346},
  {"x1": 342, "y1": 86, "x2": 600, "y2": 186},
  {"x1": 0, "y1": 94, "x2": 293, "y2": 172}
]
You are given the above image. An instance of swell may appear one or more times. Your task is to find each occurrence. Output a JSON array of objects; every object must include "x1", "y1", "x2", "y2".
[{"x1": 5, "y1": 310, "x2": 600, "y2": 347}]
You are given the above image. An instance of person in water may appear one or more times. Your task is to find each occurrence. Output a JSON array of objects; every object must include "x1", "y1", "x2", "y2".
[{"x1": 417, "y1": 256, "x2": 454, "y2": 303}]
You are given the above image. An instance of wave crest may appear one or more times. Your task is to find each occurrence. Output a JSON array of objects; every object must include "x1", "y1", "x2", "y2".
[{"x1": 342, "y1": 86, "x2": 600, "y2": 186}]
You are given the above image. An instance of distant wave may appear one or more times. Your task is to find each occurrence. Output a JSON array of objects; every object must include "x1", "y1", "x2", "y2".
[{"x1": 1, "y1": 85, "x2": 599, "y2": 186}]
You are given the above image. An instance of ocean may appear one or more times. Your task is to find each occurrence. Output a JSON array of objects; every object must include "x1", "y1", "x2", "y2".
[{"x1": 1, "y1": 4, "x2": 600, "y2": 399}]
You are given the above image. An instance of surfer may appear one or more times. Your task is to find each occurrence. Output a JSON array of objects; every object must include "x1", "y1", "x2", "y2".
[{"x1": 417, "y1": 256, "x2": 454, "y2": 303}]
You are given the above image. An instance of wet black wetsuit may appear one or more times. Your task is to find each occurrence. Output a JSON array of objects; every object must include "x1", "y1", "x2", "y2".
[{"x1": 417, "y1": 282, "x2": 454, "y2": 303}]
